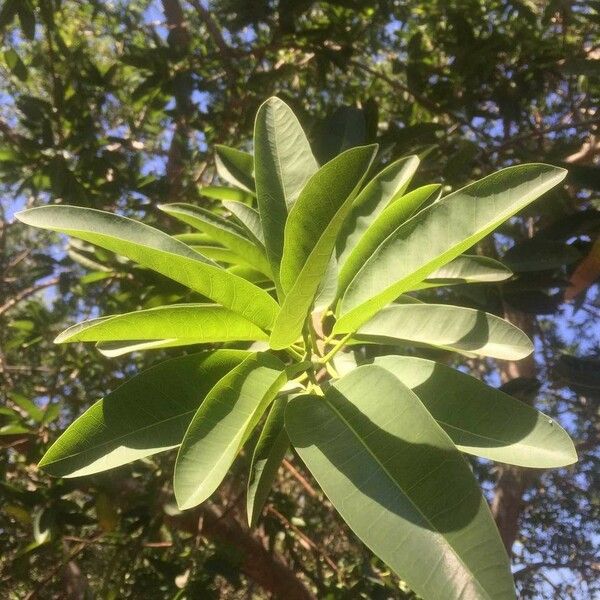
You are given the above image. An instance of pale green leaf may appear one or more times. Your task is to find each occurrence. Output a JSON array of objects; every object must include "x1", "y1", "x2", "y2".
[
  {"x1": 247, "y1": 396, "x2": 289, "y2": 526},
  {"x1": 337, "y1": 184, "x2": 441, "y2": 295},
  {"x1": 254, "y1": 97, "x2": 319, "y2": 290},
  {"x1": 286, "y1": 366, "x2": 515, "y2": 600},
  {"x1": 55, "y1": 304, "x2": 269, "y2": 345},
  {"x1": 175, "y1": 352, "x2": 287, "y2": 509},
  {"x1": 413, "y1": 255, "x2": 513, "y2": 289},
  {"x1": 38, "y1": 351, "x2": 249, "y2": 477},
  {"x1": 223, "y1": 200, "x2": 265, "y2": 246},
  {"x1": 336, "y1": 164, "x2": 567, "y2": 332},
  {"x1": 199, "y1": 185, "x2": 254, "y2": 204},
  {"x1": 347, "y1": 303, "x2": 533, "y2": 360},
  {"x1": 96, "y1": 339, "x2": 206, "y2": 357},
  {"x1": 159, "y1": 203, "x2": 271, "y2": 276},
  {"x1": 270, "y1": 145, "x2": 377, "y2": 349},
  {"x1": 374, "y1": 355, "x2": 577, "y2": 467},
  {"x1": 214, "y1": 145, "x2": 255, "y2": 193},
  {"x1": 16, "y1": 206, "x2": 278, "y2": 332},
  {"x1": 336, "y1": 155, "x2": 420, "y2": 270}
]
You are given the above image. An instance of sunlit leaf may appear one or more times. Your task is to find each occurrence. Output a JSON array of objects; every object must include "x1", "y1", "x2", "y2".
[
  {"x1": 270, "y1": 145, "x2": 377, "y2": 349},
  {"x1": 175, "y1": 352, "x2": 287, "y2": 509},
  {"x1": 336, "y1": 165, "x2": 567, "y2": 332},
  {"x1": 39, "y1": 351, "x2": 249, "y2": 477}
]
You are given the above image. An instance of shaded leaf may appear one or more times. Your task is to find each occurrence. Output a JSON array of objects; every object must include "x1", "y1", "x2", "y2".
[
  {"x1": 214, "y1": 145, "x2": 255, "y2": 193},
  {"x1": 374, "y1": 356, "x2": 576, "y2": 467},
  {"x1": 247, "y1": 396, "x2": 289, "y2": 526},
  {"x1": 286, "y1": 366, "x2": 515, "y2": 600}
]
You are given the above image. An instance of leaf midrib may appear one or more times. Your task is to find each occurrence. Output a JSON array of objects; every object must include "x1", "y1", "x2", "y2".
[{"x1": 323, "y1": 395, "x2": 491, "y2": 599}]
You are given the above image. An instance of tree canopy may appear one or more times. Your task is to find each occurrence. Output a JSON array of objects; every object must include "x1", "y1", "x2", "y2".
[{"x1": 1, "y1": 1, "x2": 599, "y2": 598}]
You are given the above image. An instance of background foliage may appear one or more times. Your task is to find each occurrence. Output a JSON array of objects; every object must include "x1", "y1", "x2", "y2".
[{"x1": 0, "y1": 1, "x2": 598, "y2": 598}]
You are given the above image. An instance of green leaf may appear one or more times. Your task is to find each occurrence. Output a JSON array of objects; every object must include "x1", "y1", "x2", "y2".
[
  {"x1": 96, "y1": 339, "x2": 208, "y2": 357},
  {"x1": 223, "y1": 200, "x2": 265, "y2": 246},
  {"x1": 159, "y1": 203, "x2": 271, "y2": 275},
  {"x1": 38, "y1": 351, "x2": 249, "y2": 477},
  {"x1": 247, "y1": 396, "x2": 289, "y2": 526},
  {"x1": 337, "y1": 184, "x2": 441, "y2": 296},
  {"x1": 413, "y1": 255, "x2": 513, "y2": 289},
  {"x1": 270, "y1": 145, "x2": 377, "y2": 349},
  {"x1": 336, "y1": 164, "x2": 567, "y2": 332},
  {"x1": 286, "y1": 366, "x2": 515, "y2": 600},
  {"x1": 4, "y1": 48, "x2": 28, "y2": 81},
  {"x1": 55, "y1": 304, "x2": 269, "y2": 345},
  {"x1": 254, "y1": 97, "x2": 319, "y2": 290},
  {"x1": 347, "y1": 303, "x2": 533, "y2": 360},
  {"x1": 175, "y1": 352, "x2": 287, "y2": 509},
  {"x1": 214, "y1": 145, "x2": 255, "y2": 193},
  {"x1": 374, "y1": 356, "x2": 577, "y2": 467},
  {"x1": 336, "y1": 155, "x2": 420, "y2": 270},
  {"x1": 199, "y1": 185, "x2": 254, "y2": 204},
  {"x1": 16, "y1": 206, "x2": 279, "y2": 332},
  {"x1": 189, "y1": 245, "x2": 242, "y2": 264}
]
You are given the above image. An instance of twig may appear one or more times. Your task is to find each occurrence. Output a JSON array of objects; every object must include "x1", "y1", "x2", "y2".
[
  {"x1": 267, "y1": 506, "x2": 338, "y2": 573},
  {"x1": 282, "y1": 458, "x2": 317, "y2": 498}
]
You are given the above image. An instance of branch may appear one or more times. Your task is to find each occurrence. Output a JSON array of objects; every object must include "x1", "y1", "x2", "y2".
[
  {"x1": 0, "y1": 277, "x2": 59, "y2": 316},
  {"x1": 188, "y1": 0, "x2": 235, "y2": 60}
]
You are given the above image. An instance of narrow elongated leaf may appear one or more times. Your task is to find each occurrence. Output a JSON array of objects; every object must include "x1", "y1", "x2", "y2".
[
  {"x1": 96, "y1": 339, "x2": 207, "y2": 357},
  {"x1": 336, "y1": 155, "x2": 420, "y2": 269},
  {"x1": 247, "y1": 396, "x2": 289, "y2": 526},
  {"x1": 38, "y1": 351, "x2": 249, "y2": 477},
  {"x1": 223, "y1": 200, "x2": 265, "y2": 245},
  {"x1": 336, "y1": 164, "x2": 567, "y2": 332},
  {"x1": 16, "y1": 206, "x2": 278, "y2": 331},
  {"x1": 175, "y1": 352, "x2": 287, "y2": 509},
  {"x1": 286, "y1": 366, "x2": 516, "y2": 600},
  {"x1": 374, "y1": 356, "x2": 577, "y2": 467},
  {"x1": 413, "y1": 255, "x2": 513, "y2": 289},
  {"x1": 199, "y1": 185, "x2": 254, "y2": 204},
  {"x1": 254, "y1": 97, "x2": 319, "y2": 289},
  {"x1": 348, "y1": 303, "x2": 533, "y2": 360},
  {"x1": 337, "y1": 184, "x2": 441, "y2": 295},
  {"x1": 159, "y1": 203, "x2": 271, "y2": 275},
  {"x1": 214, "y1": 145, "x2": 255, "y2": 193},
  {"x1": 189, "y1": 245, "x2": 241, "y2": 264},
  {"x1": 270, "y1": 145, "x2": 377, "y2": 349},
  {"x1": 55, "y1": 304, "x2": 269, "y2": 345}
]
